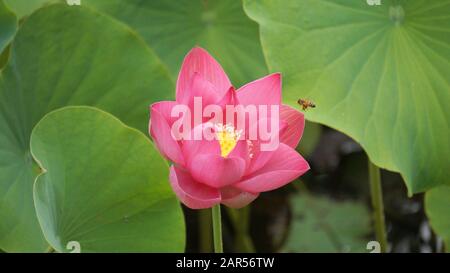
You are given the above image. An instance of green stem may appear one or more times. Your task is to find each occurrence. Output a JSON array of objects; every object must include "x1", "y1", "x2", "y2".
[
  {"x1": 211, "y1": 204, "x2": 223, "y2": 253},
  {"x1": 368, "y1": 160, "x2": 388, "y2": 253}
]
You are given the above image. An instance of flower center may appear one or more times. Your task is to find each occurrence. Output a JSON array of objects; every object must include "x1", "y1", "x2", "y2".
[{"x1": 215, "y1": 124, "x2": 242, "y2": 157}]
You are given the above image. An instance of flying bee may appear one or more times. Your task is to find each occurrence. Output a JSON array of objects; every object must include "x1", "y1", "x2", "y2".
[{"x1": 297, "y1": 98, "x2": 316, "y2": 111}]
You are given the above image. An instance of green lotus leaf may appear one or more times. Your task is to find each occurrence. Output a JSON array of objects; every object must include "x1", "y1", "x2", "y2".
[
  {"x1": 244, "y1": 0, "x2": 450, "y2": 193},
  {"x1": 285, "y1": 193, "x2": 371, "y2": 253},
  {"x1": 4, "y1": 0, "x2": 56, "y2": 18},
  {"x1": 85, "y1": 0, "x2": 267, "y2": 87},
  {"x1": 3, "y1": 0, "x2": 267, "y2": 86},
  {"x1": 0, "y1": 0, "x2": 16, "y2": 53},
  {"x1": 32, "y1": 106, "x2": 184, "y2": 253},
  {"x1": 0, "y1": 4, "x2": 173, "y2": 252}
]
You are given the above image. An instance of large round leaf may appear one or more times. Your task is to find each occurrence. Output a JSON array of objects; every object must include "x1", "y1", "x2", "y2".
[
  {"x1": 244, "y1": 0, "x2": 450, "y2": 193},
  {"x1": 425, "y1": 186, "x2": 450, "y2": 252},
  {"x1": 31, "y1": 106, "x2": 185, "y2": 253},
  {"x1": 0, "y1": 0, "x2": 16, "y2": 53},
  {"x1": 4, "y1": 0, "x2": 55, "y2": 18},
  {"x1": 0, "y1": 4, "x2": 173, "y2": 252},
  {"x1": 85, "y1": 0, "x2": 267, "y2": 87},
  {"x1": 285, "y1": 193, "x2": 371, "y2": 253}
]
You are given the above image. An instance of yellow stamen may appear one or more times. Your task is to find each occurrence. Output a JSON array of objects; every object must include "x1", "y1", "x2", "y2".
[{"x1": 215, "y1": 124, "x2": 241, "y2": 157}]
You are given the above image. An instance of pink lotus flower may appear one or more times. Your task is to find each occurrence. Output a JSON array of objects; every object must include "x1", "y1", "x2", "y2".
[{"x1": 150, "y1": 47, "x2": 309, "y2": 209}]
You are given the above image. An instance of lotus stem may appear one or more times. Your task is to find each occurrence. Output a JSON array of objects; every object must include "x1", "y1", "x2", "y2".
[
  {"x1": 368, "y1": 160, "x2": 388, "y2": 252},
  {"x1": 211, "y1": 204, "x2": 223, "y2": 253}
]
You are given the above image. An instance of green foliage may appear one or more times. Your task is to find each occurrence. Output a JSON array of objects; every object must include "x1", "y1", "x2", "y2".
[
  {"x1": 297, "y1": 121, "x2": 321, "y2": 156},
  {"x1": 244, "y1": 0, "x2": 450, "y2": 193},
  {"x1": 285, "y1": 193, "x2": 371, "y2": 253},
  {"x1": 4, "y1": 0, "x2": 56, "y2": 18},
  {"x1": 0, "y1": 0, "x2": 16, "y2": 53},
  {"x1": 85, "y1": 0, "x2": 267, "y2": 87},
  {"x1": 32, "y1": 106, "x2": 185, "y2": 252},
  {"x1": 0, "y1": 4, "x2": 173, "y2": 252},
  {"x1": 425, "y1": 186, "x2": 450, "y2": 252},
  {"x1": 4, "y1": 0, "x2": 268, "y2": 86}
]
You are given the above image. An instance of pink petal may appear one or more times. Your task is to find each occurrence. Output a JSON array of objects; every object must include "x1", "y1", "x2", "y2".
[
  {"x1": 220, "y1": 187, "x2": 259, "y2": 208},
  {"x1": 181, "y1": 123, "x2": 249, "y2": 188},
  {"x1": 181, "y1": 123, "x2": 221, "y2": 162},
  {"x1": 169, "y1": 166, "x2": 221, "y2": 209},
  {"x1": 227, "y1": 139, "x2": 251, "y2": 167},
  {"x1": 177, "y1": 47, "x2": 232, "y2": 103},
  {"x1": 150, "y1": 102, "x2": 185, "y2": 165},
  {"x1": 236, "y1": 73, "x2": 281, "y2": 106},
  {"x1": 202, "y1": 87, "x2": 238, "y2": 126},
  {"x1": 189, "y1": 154, "x2": 246, "y2": 188},
  {"x1": 182, "y1": 123, "x2": 249, "y2": 164},
  {"x1": 235, "y1": 143, "x2": 309, "y2": 193},
  {"x1": 216, "y1": 86, "x2": 238, "y2": 109},
  {"x1": 246, "y1": 140, "x2": 272, "y2": 175},
  {"x1": 245, "y1": 117, "x2": 287, "y2": 174},
  {"x1": 183, "y1": 73, "x2": 222, "y2": 107},
  {"x1": 151, "y1": 101, "x2": 178, "y2": 126},
  {"x1": 279, "y1": 105, "x2": 305, "y2": 148}
]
